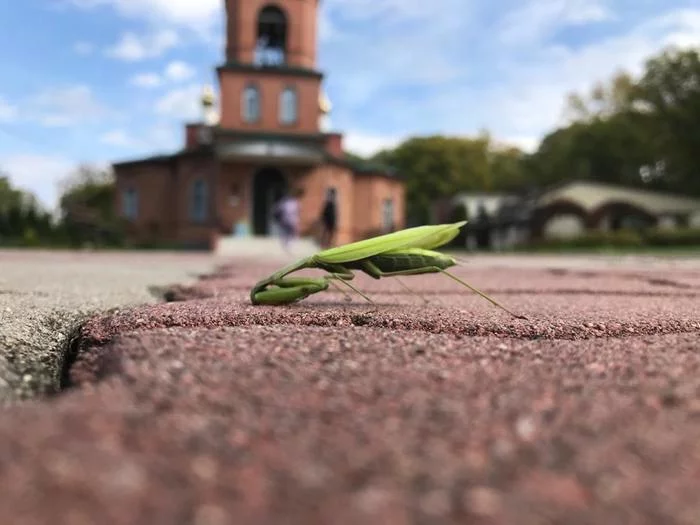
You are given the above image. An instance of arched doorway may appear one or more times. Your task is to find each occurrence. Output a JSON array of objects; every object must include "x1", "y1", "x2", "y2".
[
  {"x1": 590, "y1": 201, "x2": 657, "y2": 232},
  {"x1": 252, "y1": 167, "x2": 288, "y2": 236}
]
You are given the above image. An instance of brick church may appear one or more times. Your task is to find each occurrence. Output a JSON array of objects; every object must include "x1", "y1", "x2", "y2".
[{"x1": 112, "y1": 0, "x2": 405, "y2": 250}]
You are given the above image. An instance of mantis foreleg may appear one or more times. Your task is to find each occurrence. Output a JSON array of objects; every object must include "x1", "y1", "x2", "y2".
[{"x1": 252, "y1": 277, "x2": 330, "y2": 305}]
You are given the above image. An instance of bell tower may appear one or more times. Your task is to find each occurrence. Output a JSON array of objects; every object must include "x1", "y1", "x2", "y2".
[
  {"x1": 225, "y1": 0, "x2": 319, "y2": 68},
  {"x1": 216, "y1": 0, "x2": 326, "y2": 135}
]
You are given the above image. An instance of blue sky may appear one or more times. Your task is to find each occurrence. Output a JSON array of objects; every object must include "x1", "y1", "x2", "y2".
[{"x1": 0, "y1": 0, "x2": 699, "y2": 211}]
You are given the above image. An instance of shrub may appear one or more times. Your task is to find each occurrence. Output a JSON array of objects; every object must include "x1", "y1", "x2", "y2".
[
  {"x1": 643, "y1": 227, "x2": 700, "y2": 246},
  {"x1": 528, "y1": 229, "x2": 644, "y2": 250},
  {"x1": 21, "y1": 227, "x2": 39, "y2": 247}
]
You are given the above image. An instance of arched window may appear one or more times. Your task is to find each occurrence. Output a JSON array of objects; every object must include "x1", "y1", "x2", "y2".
[
  {"x1": 122, "y1": 187, "x2": 138, "y2": 220},
  {"x1": 382, "y1": 198, "x2": 395, "y2": 233},
  {"x1": 279, "y1": 86, "x2": 297, "y2": 124},
  {"x1": 190, "y1": 179, "x2": 208, "y2": 223},
  {"x1": 242, "y1": 84, "x2": 260, "y2": 123},
  {"x1": 255, "y1": 5, "x2": 287, "y2": 66}
]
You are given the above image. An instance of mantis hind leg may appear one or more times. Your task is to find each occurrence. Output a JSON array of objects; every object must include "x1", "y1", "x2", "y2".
[
  {"x1": 357, "y1": 260, "x2": 435, "y2": 304},
  {"x1": 437, "y1": 268, "x2": 527, "y2": 319},
  {"x1": 357, "y1": 261, "x2": 524, "y2": 319}
]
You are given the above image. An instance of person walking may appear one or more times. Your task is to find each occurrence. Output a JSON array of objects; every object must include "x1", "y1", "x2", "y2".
[
  {"x1": 274, "y1": 188, "x2": 303, "y2": 253},
  {"x1": 319, "y1": 188, "x2": 337, "y2": 248}
]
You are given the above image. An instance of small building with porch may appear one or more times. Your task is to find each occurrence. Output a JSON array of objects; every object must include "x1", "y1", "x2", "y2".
[
  {"x1": 530, "y1": 180, "x2": 700, "y2": 239},
  {"x1": 434, "y1": 180, "x2": 700, "y2": 250},
  {"x1": 112, "y1": 0, "x2": 405, "y2": 251}
]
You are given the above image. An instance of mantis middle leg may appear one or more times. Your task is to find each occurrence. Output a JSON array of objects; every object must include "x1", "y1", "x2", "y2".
[{"x1": 319, "y1": 263, "x2": 374, "y2": 304}]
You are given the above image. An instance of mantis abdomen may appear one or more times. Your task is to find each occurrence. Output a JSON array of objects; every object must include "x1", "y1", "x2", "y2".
[{"x1": 347, "y1": 248, "x2": 457, "y2": 277}]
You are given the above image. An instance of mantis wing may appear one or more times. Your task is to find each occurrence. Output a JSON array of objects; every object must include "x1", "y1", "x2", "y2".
[{"x1": 315, "y1": 221, "x2": 467, "y2": 264}]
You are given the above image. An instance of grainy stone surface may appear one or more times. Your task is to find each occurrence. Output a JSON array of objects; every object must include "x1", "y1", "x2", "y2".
[
  {"x1": 0, "y1": 249, "x2": 220, "y2": 403},
  {"x1": 1, "y1": 252, "x2": 699, "y2": 524}
]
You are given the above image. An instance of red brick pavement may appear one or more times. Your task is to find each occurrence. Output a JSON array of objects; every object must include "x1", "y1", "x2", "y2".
[{"x1": 0, "y1": 258, "x2": 699, "y2": 525}]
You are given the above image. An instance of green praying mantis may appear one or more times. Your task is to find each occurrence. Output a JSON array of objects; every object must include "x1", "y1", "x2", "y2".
[{"x1": 249, "y1": 220, "x2": 526, "y2": 319}]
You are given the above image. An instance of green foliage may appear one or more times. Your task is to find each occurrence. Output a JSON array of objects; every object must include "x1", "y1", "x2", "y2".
[
  {"x1": 0, "y1": 171, "x2": 56, "y2": 245},
  {"x1": 344, "y1": 151, "x2": 367, "y2": 163},
  {"x1": 529, "y1": 113, "x2": 655, "y2": 188},
  {"x1": 0, "y1": 164, "x2": 126, "y2": 249},
  {"x1": 526, "y1": 227, "x2": 700, "y2": 251},
  {"x1": 370, "y1": 134, "x2": 528, "y2": 225},
  {"x1": 21, "y1": 227, "x2": 39, "y2": 247},
  {"x1": 644, "y1": 227, "x2": 700, "y2": 247},
  {"x1": 528, "y1": 230, "x2": 645, "y2": 250},
  {"x1": 633, "y1": 47, "x2": 700, "y2": 194},
  {"x1": 57, "y1": 164, "x2": 125, "y2": 248}
]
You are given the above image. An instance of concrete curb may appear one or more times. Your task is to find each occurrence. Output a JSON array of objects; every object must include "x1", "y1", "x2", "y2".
[{"x1": 0, "y1": 249, "x2": 222, "y2": 405}]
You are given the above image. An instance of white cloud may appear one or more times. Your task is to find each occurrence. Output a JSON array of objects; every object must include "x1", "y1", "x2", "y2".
[
  {"x1": 73, "y1": 41, "x2": 94, "y2": 55},
  {"x1": 323, "y1": 0, "x2": 466, "y2": 23},
  {"x1": 497, "y1": 0, "x2": 614, "y2": 46},
  {"x1": 129, "y1": 72, "x2": 162, "y2": 88},
  {"x1": 154, "y1": 84, "x2": 201, "y2": 120},
  {"x1": 66, "y1": 0, "x2": 221, "y2": 33},
  {"x1": 104, "y1": 122, "x2": 180, "y2": 155},
  {"x1": 100, "y1": 129, "x2": 139, "y2": 147},
  {"x1": 164, "y1": 60, "x2": 195, "y2": 82},
  {"x1": 500, "y1": 136, "x2": 540, "y2": 154},
  {"x1": 30, "y1": 85, "x2": 109, "y2": 127},
  {"x1": 0, "y1": 154, "x2": 75, "y2": 211},
  {"x1": 343, "y1": 132, "x2": 404, "y2": 157},
  {"x1": 129, "y1": 60, "x2": 196, "y2": 90},
  {"x1": 0, "y1": 96, "x2": 18, "y2": 122},
  {"x1": 106, "y1": 29, "x2": 179, "y2": 61},
  {"x1": 318, "y1": 1, "x2": 479, "y2": 114},
  {"x1": 481, "y1": 7, "x2": 700, "y2": 140}
]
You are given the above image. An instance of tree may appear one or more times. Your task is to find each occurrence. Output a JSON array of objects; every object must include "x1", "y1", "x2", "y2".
[
  {"x1": 0, "y1": 172, "x2": 25, "y2": 213},
  {"x1": 630, "y1": 46, "x2": 700, "y2": 195},
  {"x1": 57, "y1": 164, "x2": 123, "y2": 246},
  {"x1": 344, "y1": 151, "x2": 367, "y2": 163},
  {"x1": 533, "y1": 46, "x2": 700, "y2": 196},
  {"x1": 370, "y1": 135, "x2": 528, "y2": 225},
  {"x1": 563, "y1": 70, "x2": 638, "y2": 123},
  {"x1": 528, "y1": 112, "x2": 656, "y2": 190},
  {"x1": 0, "y1": 171, "x2": 51, "y2": 243}
]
